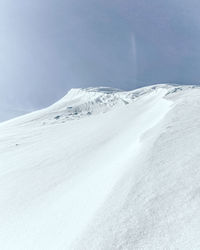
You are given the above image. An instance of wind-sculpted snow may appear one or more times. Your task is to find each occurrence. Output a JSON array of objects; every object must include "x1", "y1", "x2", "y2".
[{"x1": 0, "y1": 84, "x2": 200, "y2": 249}]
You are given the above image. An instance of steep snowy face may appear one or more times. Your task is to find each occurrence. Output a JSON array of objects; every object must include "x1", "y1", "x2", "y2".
[
  {"x1": 47, "y1": 85, "x2": 170, "y2": 122},
  {"x1": 47, "y1": 87, "x2": 128, "y2": 121},
  {"x1": 0, "y1": 84, "x2": 200, "y2": 250},
  {"x1": 34, "y1": 84, "x2": 200, "y2": 122},
  {"x1": 2, "y1": 84, "x2": 195, "y2": 127}
]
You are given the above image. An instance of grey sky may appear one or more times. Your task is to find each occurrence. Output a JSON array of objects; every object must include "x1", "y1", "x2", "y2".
[{"x1": 1, "y1": 0, "x2": 200, "y2": 121}]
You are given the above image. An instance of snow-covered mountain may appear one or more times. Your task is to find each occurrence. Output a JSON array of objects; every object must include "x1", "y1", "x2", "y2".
[{"x1": 0, "y1": 84, "x2": 200, "y2": 249}]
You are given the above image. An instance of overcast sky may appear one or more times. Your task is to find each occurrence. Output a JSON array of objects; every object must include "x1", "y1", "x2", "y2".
[{"x1": 1, "y1": 0, "x2": 200, "y2": 121}]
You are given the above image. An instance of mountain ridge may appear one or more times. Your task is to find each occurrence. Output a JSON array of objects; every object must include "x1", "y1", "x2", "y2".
[
  {"x1": 0, "y1": 83, "x2": 200, "y2": 249},
  {"x1": 1, "y1": 83, "x2": 199, "y2": 127}
]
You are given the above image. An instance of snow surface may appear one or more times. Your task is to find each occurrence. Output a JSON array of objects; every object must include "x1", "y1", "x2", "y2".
[{"x1": 0, "y1": 84, "x2": 200, "y2": 249}]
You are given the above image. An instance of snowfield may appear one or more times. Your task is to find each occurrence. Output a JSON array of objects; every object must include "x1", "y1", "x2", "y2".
[{"x1": 0, "y1": 84, "x2": 200, "y2": 249}]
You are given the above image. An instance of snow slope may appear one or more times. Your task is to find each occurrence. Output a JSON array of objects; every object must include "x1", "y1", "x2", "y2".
[{"x1": 0, "y1": 84, "x2": 200, "y2": 249}]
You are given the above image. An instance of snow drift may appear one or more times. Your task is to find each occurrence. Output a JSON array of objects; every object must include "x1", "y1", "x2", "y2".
[{"x1": 0, "y1": 84, "x2": 200, "y2": 249}]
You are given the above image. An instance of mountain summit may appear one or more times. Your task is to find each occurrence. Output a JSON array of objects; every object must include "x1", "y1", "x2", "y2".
[{"x1": 0, "y1": 84, "x2": 200, "y2": 249}]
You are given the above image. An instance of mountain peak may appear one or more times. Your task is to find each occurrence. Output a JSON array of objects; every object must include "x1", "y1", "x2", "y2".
[
  {"x1": 3, "y1": 84, "x2": 199, "y2": 127},
  {"x1": 69, "y1": 86, "x2": 123, "y2": 94},
  {"x1": 1, "y1": 83, "x2": 200, "y2": 249}
]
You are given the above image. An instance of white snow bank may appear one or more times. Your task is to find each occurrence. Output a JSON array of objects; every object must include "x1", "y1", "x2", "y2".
[{"x1": 0, "y1": 84, "x2": 200, "y2": 249}]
